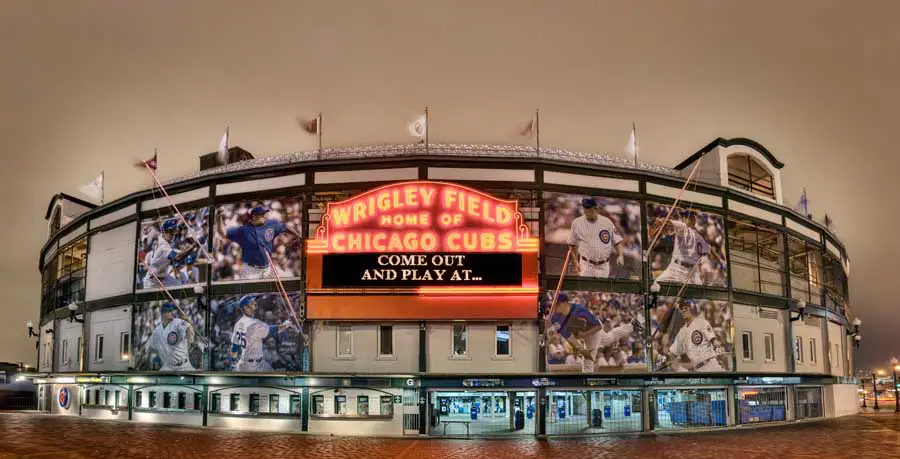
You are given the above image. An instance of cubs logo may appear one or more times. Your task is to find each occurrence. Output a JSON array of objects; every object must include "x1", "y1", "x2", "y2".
[
  {"x1": 599, "y1": 230, "x2": 611, "y2": 244},
  {"x1": 691, "y1": 330, "x2": 704, "y2": 345},
  {"x1": 58, "y1": 387, "x2": 70, "y2": 409},
  {"x1": 167, "y1": 331, "x2": 179, "y2": 345},
  {"x1": 264, "y1": 228, "x2": 275, "y2": 242}
]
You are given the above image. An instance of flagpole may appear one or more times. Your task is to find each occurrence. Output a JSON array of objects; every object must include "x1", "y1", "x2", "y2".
[
  {"x1": 535, "y1": 108, "x2": 541, "y2": 157},
  {"x1": 317, "y1": 112, "x2": 323, "y2": 153},
  {"x1": 632, "y1": 122, "x2": 638, "y2": 168},
  {"x1": 100, "y1": 170, "x2": 105, "y2": 205},
  {"x1": 424, "y1": 106, "x2": 429, "y2": 153}
]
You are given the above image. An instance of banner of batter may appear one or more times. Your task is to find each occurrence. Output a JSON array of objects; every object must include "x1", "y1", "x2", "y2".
[
  {"x1": 135, "y1": 208, "x2": 210, "y2": 290},
  {"x1": 209, "y1": 293, "x2": 308, "y2": 372},
  {"x1": 650, "y1": 297, "x2": 733, "y2": 373},
  {"x1": 542, "y1": 290, "x2": 646, "y2": 373},
  {"x1": 132, "y1": 299, "x2": 207, "y2": 372},
  {"x1": 647, "y1": 203, "x2": 727, "y2": 287},
  {"x1": 543, "y1": 192, "x2": 642, "y2": 280},
  {"x1": 213, "y1": 198, "x2": 303, "y2": 283}
]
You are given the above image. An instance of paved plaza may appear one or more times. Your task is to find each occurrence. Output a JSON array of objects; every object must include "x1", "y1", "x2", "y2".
[{"x1": 0, "y1": 411, "x2": 897, "y2": 458}]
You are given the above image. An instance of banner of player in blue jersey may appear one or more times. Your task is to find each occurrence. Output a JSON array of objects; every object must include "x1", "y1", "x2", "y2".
[
  {"x1": 210, "y1": 293, "x2": 308, "y2": 372},
  {"x1": 542, "y1": 290, "x2": 646, "y2": 373},
  {"x1": 213, "y1": 199, "x2": 303, "y2": 283},
  {"x1": 647, "y1": 203, "x2": 727, "y2": 287},
  {"x1": 544, "y1": 193, "x2": 642, "y2": 280},
  {"x1": 132, "y1": 298, "x2": 207, "y2": 371},
  {"x1": 136, "y1": 208, "x2": 210, "y2": 290},
  {"x1": 651, "y1": 297, "x2": 733, "y2": 373}
]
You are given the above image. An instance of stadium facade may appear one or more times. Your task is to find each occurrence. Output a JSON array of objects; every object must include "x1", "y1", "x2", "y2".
[{"x1": 27, "y1": 139, "x2": 859, "y2": 437}]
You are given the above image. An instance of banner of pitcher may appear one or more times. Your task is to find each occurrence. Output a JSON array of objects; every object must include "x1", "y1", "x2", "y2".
[{"x1": 131, "y1": 293, "x2": 308, "y2": 372}]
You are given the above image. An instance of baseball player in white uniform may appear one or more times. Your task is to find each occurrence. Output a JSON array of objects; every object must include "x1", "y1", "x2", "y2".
[
  {"x1": 651, "y1": 211, "x2": 718, "y2": 284},
  {"x1": 147, "y1": 302, "x2": 196, "y2": 372},
  {"x1": 567, "y1": 198, "x2": 625, "y2": 278},
  {"x1": 143, "y1": 219, "x2": 199, "y2": 288},
  {"x1": 230, "y1": 295, "x2": 293, "y2": 372},
  {"x1": 668, "y1": 300, "x2": 726, "y2": 372}
]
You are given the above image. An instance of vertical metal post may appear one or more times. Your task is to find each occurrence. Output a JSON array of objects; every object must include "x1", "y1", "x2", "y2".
[
  {"x1": 201, "y1": 384, "x2": 208, "y2": 426},
  {"x1": 418, "y1": 321, "x2": 427, "y2": 373},
  {"x1": 301, "y1": 386, "x2": 310, "y2": 432},
  {"x1": 873, "y1": 373, "x2": 879, "y2": 410},
  {"x1": 127, "y1": 384, "x2": 133, "y2": 421},
  {"x1": 418, "y1": 387, "x2": 427, "y2": 435}
]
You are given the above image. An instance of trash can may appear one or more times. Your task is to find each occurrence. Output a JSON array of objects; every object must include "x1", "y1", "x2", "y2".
[
  {"x1": 557, "y1": 403, "x2": 566, "y2": 420},
  {"x1": 624, "y1": 405, "x2": 631, "y2": 417},
  {"x1": 470, "y1": 405, "x2": 478, "y2": 421},
  {"x1": 515, "y1": 410, "x2": 525, "y2": 430},
  {"x1": 603, "y1": 405, "x2": 611, "y2": 419},
  {"x1": 526, "y1": 404, "x2": 534, "y2": 419},
  {"x1": 591, "y1": 408, "x2": 602, "y2": 427}
]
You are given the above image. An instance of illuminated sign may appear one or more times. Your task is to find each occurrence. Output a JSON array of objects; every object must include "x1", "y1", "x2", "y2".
[
  {"x1": 306, "y1": 181, "x2": 540, "y2": 320},
  {"x1": 58, "y1": 387, "x2": 70, "y2": 409}
]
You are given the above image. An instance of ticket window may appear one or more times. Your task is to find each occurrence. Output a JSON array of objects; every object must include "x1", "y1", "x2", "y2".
[{"x1": 358, "y1": 396, "x2": 369, "y2": 416}]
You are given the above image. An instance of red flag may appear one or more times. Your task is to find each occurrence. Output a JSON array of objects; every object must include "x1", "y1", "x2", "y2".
[
  {"x1": 135, "y1": 152, "x2": 158, "y2": 171},
  {"x1": 298, "y1": 116, "x2": 319, "y2": 135}
]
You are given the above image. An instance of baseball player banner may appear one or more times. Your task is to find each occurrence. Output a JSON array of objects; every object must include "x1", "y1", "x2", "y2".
[
  {"x1": 210, "y1": 293, "x2": 308, "y2": 372},
  {"x1": 651, "y1": 297, "x2": 733, "y2": 373},
  {"x1": 132, "y1": 298, "x2": 207, "y2": 372},
  {"x1": 136, "y1": 208, "x2": 210, "y2": 290},
  {"x1": 542, "y1": 290, "x2": 646, "y2": 373},
  {"x1": 543, "y1": 193, "x2": 642, "y2": 280},
  {"x1": 213, "y1": 198, "x2": 304, "y2": 283},
  {"x1": 647, "y1": 203, "x2": 727, "y2": 287}
]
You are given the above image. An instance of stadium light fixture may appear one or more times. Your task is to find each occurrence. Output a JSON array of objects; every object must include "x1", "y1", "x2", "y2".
[
  {"x1": 26, "y1": 321, "x2": 38, "y2": 338},
  {"x1": 849, "y1": 318, "x2": 862, "y2": 347},
  {"x1": 66, "y1": 302, "x2": 85, "y2": 324},
  {"x1": 789, "y1": 300, "x2": 806, "y2": 322}
]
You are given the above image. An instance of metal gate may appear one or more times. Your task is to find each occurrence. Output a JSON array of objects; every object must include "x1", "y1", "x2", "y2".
[
  {"x1": 546, "y1": 389, "x2": 642, "y2": 435},
  {"x1": 402, "y1": 388, "x2": 420, "y2": 435},
  {"x1": 795, "y1": 386, "x2": 824, "y2": 419},
  {"x1": 654, "y1": 388, "x2": 728, "y2": 430},
  {"x1": 737, "y1": 386, "x2": 787, "y2": 424}
]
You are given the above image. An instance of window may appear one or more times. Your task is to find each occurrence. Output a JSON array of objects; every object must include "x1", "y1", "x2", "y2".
[
  {"x1": 380, "y1": 395, "x2": 393, "y2": 417},
  {"x1": 269, "y1": 394, "x2": 280, "y2": 414},
  {"x1": 727, "y1": 154, "x2": 776, "y2": 200},
  {"x1": 334, "y1": 395, "x2": 347, "y2": 415},
  {"x1": 135, "y1": 391, "x2": 143, "y2": 408},
  {"x1": 94, "y1": 389, "x2": 100, "y2": 406},
  {"x1": 833, "y1": 343, "x2": 841, "y2": 368},
  {"x1": 149, "y1": 391, "x2": 157, "y2": 408},
  {"x1": 726, "y1": 218, "x2": 785, "y2": 296},
  {"x1": 290, "y1": 395, "x2": 301, "y2": 415},
  {"x1": 741, "y1": 332, "x2": 753, "y2": 361},
  {"x1": 823, "y1": 253, "x2": 847, "y2": 312},
  {"x1": 496, "y1": 325, "x2": 511, "y2": 356},
  {"x1": 794, "y1": 337, "x2": 803, "y2": 363},
  {"x1": 120, "y1": 332, "x2": 131, "y2": 360},
  {"x1": 378, "y1": 325, "x2": 393, "y2": 357},
  {"x1": 357, "y1": 395, "x2": 369, "y2": 416},
  {"x1": 337, "y1": 325, "x2": 353, "y2": 358},
  {"x1": 230, "y1": 393, "x2": 240, "y2": 412},
  {"x1": 178, "y1": 392, "x2": 186, "y2": 410},
  {"x1": 808, "y1": 338, "x2": 817, "y2": 364},
  {"x1": 249, "y1": 394, "x2": 260, "y2": 413},
  {"x1": 789, "y1": 236, "x2": 824, "y2": 305},
  {"x1": 193, "y1": 393, "x2": 202, "y2": 411},
  {"x1": 45, "y1": 239, "x2": 88, "y2": 315},
  {"x1": 163, "y1": 392, "x2": 172, "y2": 409},
  {"x1": 452, "y1": 323, "x2": 468, "y2": 356},
  {"x1": 94, "y1": 335, "x2": 104, "y2": 362},
  {"x1": 105, "y1": 390, "x2": 111, "y2": 406},
  {"x1": 312, "y1": 395, "x2": 324, "y2": 415},
  {"x1": 210, "y1": 393, "x2": 221, "y2": 412},
  {"x1": 764, "y1": 333, "x2": 775, "y2": 362},
  {"x1": 61, "y1": 340, "x2": 69, "y2": 366}
]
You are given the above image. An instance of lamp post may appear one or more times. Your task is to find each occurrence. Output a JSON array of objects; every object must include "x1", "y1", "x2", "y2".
[{"x1": 892, "y1": 358, "x2": 900, "y2": 413}]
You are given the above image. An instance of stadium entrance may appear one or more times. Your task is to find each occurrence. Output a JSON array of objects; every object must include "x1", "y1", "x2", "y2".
[
  {"x1": 428, "y1": 390, "x2": 536, "y2": 437},
  {"x1": 653, "y1": 387, "x2": 730, "y2": 430},
  {"x1": 545, "y1": 389, "x2": 643, "y2": 435}
]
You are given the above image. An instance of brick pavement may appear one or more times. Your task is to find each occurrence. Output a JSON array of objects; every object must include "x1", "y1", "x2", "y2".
[{"x1": 0, "y1": 412, "x2": 897, "y2": 459}]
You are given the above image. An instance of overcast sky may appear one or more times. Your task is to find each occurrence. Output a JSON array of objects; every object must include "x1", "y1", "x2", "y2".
[{"x1": 1, "y1": 0, "x2": 897, "y2": 371}]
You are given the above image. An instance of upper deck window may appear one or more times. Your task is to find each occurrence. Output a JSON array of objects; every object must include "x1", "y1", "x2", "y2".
[{"x1": 727, "y1": 155, "x2": 776, "y2": 200}]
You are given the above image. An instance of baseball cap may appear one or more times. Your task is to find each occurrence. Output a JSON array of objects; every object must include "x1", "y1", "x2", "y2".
[
  {"x1": 239, "y1": 295, "x2": 258, "y2": 308},
  {"x1": 556, "y1": 292, "x2": 569, "y2": 303},
  {"x1": 679, "y1": 299, "x2": 696, "y2": 309},
  {"x1": 679, "y1": 209, "x2": 693, "y2": 218},
  {"x1": 161, "y1": 219, "x2": 178, "y2": 231},
  {"x1": 581, "y1": 198, "x2": 598, "y2": 209},
  {"x1": 161, "y1": 302, "x2": 177, "y2": 313},
  {"x1": 249, "y1": 206, "x2": 268, "y2": 216}
]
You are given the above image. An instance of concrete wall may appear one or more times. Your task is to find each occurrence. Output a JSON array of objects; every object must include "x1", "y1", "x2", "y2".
[
  {"x1": 49, "y1": 384, "x2": 80, "y2": 416},
  {"x1": 827, "y1": 321, "x2": 847, "y2": 377},
  {"x1": 85, "y1": 222, "x2": 136, "y2": 301},
  {"x1": 39, "y1": 321, "x2": 55, "y2": 372},
  {"x1": 792, "y1": 317, "x2": 826, "y2": 374},
  {"x1": 427, "y1": 321, "x2": 538, "y2": 374},
  {"x1": 733, "y1": 305, "x2": 788, "y2": 373},
  {"x1": 56, "y1": 319, "x2": 83, "y2": 372},
  {"x1": 825, "y1": 384, "x2": 859, "y2": 418},
  {"x1": 87, "y1": 306, "x2": 132, "y2": 372},
  {"x1": 311, "y1": 322, "x2": 419, "y2": 374}
]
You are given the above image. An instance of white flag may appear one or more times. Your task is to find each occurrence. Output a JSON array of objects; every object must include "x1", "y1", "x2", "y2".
[
  {"x1": 626, "y1": 125, "x2": 638, "y2": 159},
  {"x1": 408, "y1": 115, "x2": 427, "y2": 139},
  {"x1": 218, "y1": 129, "x2": 229, "y2": 164},
  {"x1": 79, "y1": 172, "x2": 104, "y2": 203}
]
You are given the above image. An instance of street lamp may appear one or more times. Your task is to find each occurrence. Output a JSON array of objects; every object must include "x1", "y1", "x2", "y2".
[
  {"x1": 891, "y1": 357, "x2": 900, "y2": 413},
  {"x1": 851, "y1": 318, "x2": 862, "y2": 347}
]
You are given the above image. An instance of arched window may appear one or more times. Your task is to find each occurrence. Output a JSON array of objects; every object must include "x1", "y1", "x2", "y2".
[{"x1": 727, "y1": 154, "x2": 776, "y2": 200}]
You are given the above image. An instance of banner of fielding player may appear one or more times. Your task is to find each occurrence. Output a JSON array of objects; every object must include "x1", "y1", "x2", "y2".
[
  {"x1": 210, "y1": 293, "x2": 308, "y2": 372},
  {"x1": 650, "y1": 297, "x2": 733, "y2": 372},
  {"x1": 543, "y1": 290, "x2": 646, "y2": 373},
  {"x1": 543, "y1": 192, "x2": 642, "y2": 280},
  {"x1": 647, "y1": 203, "x2": 728, "y2": 287},
  {"x1": 136, "y1": 208, "x2": 210, "y2": 290},
  {"x1": 132, "y1": 299, "x2": 207, "y2": 371},
  {"x1": 213, "y1": 198, "x2": 303, "y2": 282}
]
